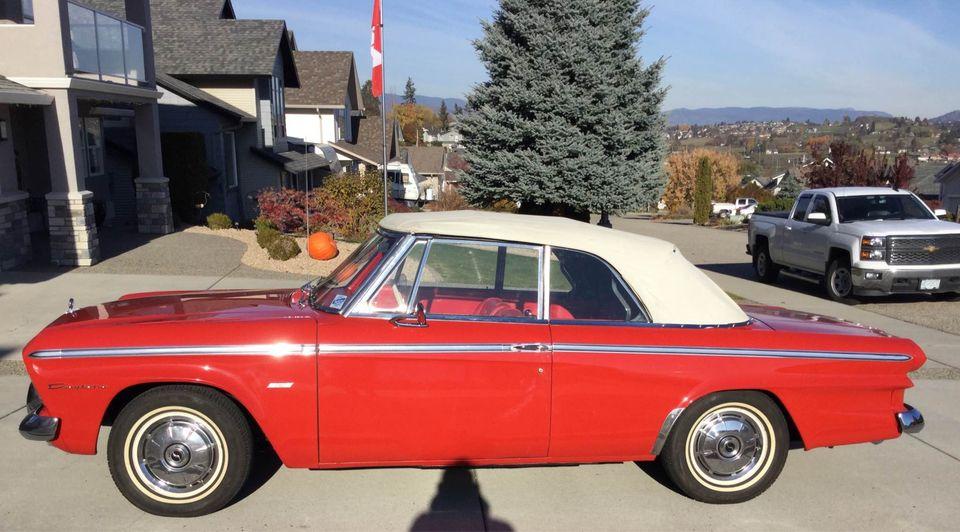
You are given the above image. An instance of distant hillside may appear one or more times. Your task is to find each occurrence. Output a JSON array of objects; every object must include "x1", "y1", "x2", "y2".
[
  {"x1": 931, "y1": 110, "x2": 960, "y2": 124},
  {"x1": 384, "y1": 93, "x2": 467, "y2": 115},
  {"x1": 666, "y1": 107, "x2": 892, "y2": 126}
]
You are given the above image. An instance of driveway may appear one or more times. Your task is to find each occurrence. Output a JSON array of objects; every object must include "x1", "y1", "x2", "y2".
[{"x1": 0, "y1": 220, "x2": 958, "y2": 530}]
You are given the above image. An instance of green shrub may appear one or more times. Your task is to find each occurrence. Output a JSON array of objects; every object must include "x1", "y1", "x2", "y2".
[
  {"x1": 693, "y1": 157, "x2": 712, "y2": 225},
  {"x1": 757, "y1": 196, "x2": 796, "y2": 213},
  {"x1": 266, "y1": 235, "x2": 301, "y2": 261},
  {"x1": 256, "y1": 226, "x2": 281, "y2": 249},
  {"x1": 206, "y1": 212, "x2": 232, "y2": 230},
  {"x1": 254, "y1": 216, "x2": 276, "y2": 233}
]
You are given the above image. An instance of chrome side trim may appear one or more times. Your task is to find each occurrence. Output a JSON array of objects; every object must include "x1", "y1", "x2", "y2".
[
  {"x1": 316, "y1": 343, "x2": 518, "y2": 354},
  {"x1": 28, "y1": 343, "x2": 317, "y2": 359},
  {"x1": 651, "y1": 407, "x2": 684, "y2": 455},
  {"x1": 553, "y1": 344, "x2": 911, "y2": 362}
]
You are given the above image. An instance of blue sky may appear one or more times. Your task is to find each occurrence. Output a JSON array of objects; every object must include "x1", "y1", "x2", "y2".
[{"x1": 233, "y1": 0, "x2": 960, "y2": 117}]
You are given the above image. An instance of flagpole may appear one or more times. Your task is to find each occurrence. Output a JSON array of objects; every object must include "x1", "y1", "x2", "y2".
[{"x1": 379, "y1": 0, "x2": 389, "y2": 216}]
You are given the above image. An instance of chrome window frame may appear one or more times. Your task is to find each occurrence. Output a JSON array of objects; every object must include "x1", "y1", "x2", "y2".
[{"x1": 344, "y1": 235, "x2": 545, "y2": 322}]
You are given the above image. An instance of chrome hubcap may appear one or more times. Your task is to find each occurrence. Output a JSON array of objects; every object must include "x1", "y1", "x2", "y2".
[
  {"x1": 137, "y1": 416, "x2": 220, "y2": 494},
  {"x1": 692, "y1": 411, "x2": 763, "y2": 481},
  {"x1": 832, "y1": 267, "x2": 852, "y2": 296}
]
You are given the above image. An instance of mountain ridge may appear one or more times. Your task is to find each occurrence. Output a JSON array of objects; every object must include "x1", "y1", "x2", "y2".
[{"x1": 666, "y1": 106, "x2": 892, "y2": 126}]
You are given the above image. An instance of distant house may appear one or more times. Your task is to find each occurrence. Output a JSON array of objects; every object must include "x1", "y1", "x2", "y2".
[
  {"x1": 151, "y1": 0, "x2": 312, "y2": 222},
  {"x1": 402, "y1": 146, "x2": 447, "y2": 199},
  {"x1": 1, "y1": 0, "x2": 171, "y2": 269},
  {"x1": 331, "y1": 115, "x2": 402, "y2": 173},
  {"x1": 935, "y1": 163, "x2": 960, "y2": 215},
  {"x1": 284, "y1": 50, "x2": 364, "y2": 173},
  {"x1": 422, "y1": 127, "x2": 463, "y2": 149}
]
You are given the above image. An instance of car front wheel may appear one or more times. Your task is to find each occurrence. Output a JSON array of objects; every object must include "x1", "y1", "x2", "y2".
[
  {"x1": 107, "y1": 385, "x2": 253, "y2": 517},
  {"x1": 659, "y1": 391, "x2": 789, "y2": 504}
]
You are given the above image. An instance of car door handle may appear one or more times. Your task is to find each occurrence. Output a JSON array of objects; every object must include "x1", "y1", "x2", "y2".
[{"x1": 511, "y1": 343, "x2": 550, "y2": 352}]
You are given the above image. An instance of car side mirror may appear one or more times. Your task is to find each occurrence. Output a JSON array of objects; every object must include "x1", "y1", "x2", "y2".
[
  {"x1": 391, "y1": 302, "x2": 428, "y2": 328},
  {"x1": 806, "y1": 212, "x2": 829, "y2": 225},
  {"x1": 934, "y1": 208, "x2": 948, "y2": 218}
]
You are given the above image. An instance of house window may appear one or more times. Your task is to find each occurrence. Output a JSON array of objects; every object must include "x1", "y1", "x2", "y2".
[
  {"x1": 0, "y1": 0, "x2": 34, "y2": 24},
  {"x1": 271, "y1": 76, "x2": 285, "y2": 141},
  {"x1": 82, "y1": 117, "x2": 104, "y2": 176},
  {"x1": 223, "y1": 131, "x2": 238, "y2": 188}
]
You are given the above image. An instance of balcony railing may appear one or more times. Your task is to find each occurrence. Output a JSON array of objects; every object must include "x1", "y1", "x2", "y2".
[{"x1": 66, "y1": 1, "x2": 146, "y2": 85}]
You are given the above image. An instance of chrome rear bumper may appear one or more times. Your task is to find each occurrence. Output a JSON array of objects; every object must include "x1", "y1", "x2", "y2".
[
  {"x1": 18, "y1": 384, "x2": 59, "y2": 442},
  {"x1": 896, "y1": 404, "x2": 924, "y2": 434}
]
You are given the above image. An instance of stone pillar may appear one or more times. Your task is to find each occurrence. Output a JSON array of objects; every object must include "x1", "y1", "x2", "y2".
[
  {"x1": 46, "y1": 191, "x2": 99, "y2": 266},
  {"x1": 0, "y1": 192, "x2": 32, "y2": 271},
  {"x1": 135, "y1": 177, "x2": 174, "y2": 234}
]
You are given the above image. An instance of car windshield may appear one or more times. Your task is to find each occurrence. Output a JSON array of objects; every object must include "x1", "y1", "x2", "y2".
[
  {"x1": 305, "y1": 232, "x2": 402, "y2": 312},
  {"x1": 836, "y1": 194, "x2": 934, "y2": 223}
]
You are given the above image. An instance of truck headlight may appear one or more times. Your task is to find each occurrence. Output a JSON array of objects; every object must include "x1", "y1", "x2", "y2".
[{"x1": 860, "y1": 236, "x2": 886, "y2": 261}]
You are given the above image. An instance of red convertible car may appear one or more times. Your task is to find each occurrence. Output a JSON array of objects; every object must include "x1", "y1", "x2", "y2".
[{"x1": 20, "y1": 211, "x2": 925, "y2": 516}]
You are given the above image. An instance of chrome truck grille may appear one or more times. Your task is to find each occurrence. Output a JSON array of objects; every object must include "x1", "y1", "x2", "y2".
[{"x1": 888, "y1": 235, "x2": 960, "y2": 266}]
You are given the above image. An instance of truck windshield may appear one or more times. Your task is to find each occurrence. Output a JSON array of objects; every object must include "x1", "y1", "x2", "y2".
[
  {"x1": 836, "y1": 194, "x2": 934, "y2": 223},
  {"x1": 306, "y1": 232, "x2": 402, "y2": 312}
]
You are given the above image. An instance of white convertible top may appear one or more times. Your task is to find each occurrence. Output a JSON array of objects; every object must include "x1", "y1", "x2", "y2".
[{"x1": 380, "y1": 211, "x2": 748, "y2": 325}]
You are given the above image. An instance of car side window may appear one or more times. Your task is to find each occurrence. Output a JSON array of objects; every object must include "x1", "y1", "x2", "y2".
[
  {"x1": 808, "y1": 195, "x2": 832, "y2": 222},
  {"x1": 378, "y1": 239, "x2": 543, "y2": 320},
  {"x1": 792, "y1": 195, "x2": 812, "y2": 222},
  {"x1": 548, "y1": 248, "x2": 647, "y2": 323}
]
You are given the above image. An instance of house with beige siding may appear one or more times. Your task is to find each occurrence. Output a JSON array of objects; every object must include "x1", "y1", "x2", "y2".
[
  {"x1": 150, "y1": 0, "x2": 312, "y2": 222},
  {"x1": 0, "y1": 0, "x2": 171, "y2": 269}
]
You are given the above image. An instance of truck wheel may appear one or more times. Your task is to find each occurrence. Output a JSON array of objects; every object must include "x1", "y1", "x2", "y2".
[
  {"x1": 825, "y1": 258, "x2": 858, "y2": 304},
  {"x1": 659, "y1": 391, "x2": 789, "y2": 504},
  {"x1": 107, "y1": 385, "x2": 253, "y2": 517},
  {"x1": 753, "y1": 243, "x2": 780, "y2": 283}
]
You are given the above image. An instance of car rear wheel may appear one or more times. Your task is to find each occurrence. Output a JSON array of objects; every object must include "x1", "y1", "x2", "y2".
[
  {"x1": 752, "y1": 243, "x2": 780, "y2": 283},
  {"x1": 107, "y1": 385, "x2": 253, "y2": 517},
  {"x1": 659, "y1": 391, "x2": 789, "y2": 504},
  {"x1": 825, "y1": 258, "x2": 858, "y2": 303}
]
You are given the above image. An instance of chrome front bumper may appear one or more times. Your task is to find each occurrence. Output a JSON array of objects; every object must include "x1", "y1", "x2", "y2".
[
  {"x1": 18, "y1": 384, "x2": 59, "y2": 442},
  {"x1": 853, "y1": 267, "x2": 960, "y2": 295},
  {"x1": 896, "y1": 404, "x2": 924, "y2": 434}
]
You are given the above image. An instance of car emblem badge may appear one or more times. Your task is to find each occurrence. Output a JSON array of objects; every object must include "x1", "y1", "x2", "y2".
[{"x1": 924, "y1": 245, "x2": 939, "y2": 253}]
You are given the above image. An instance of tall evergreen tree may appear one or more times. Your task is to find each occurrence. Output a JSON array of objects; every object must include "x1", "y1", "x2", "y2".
[
  {"x1": 459, "y1": 0, "x2": 667, "y2": 220},
  {"x1": 438, "y1": 100, "x2": 451, "y2": 131},
  {"x1": 360, "y1": 80, "x2": 381, "y2": 116},
  {"x1": 693, "y1": 157, "x2": 712, "y2": 225},
  {"x1": 403, "y1": 77, "x2": 417, "y2": 104}
]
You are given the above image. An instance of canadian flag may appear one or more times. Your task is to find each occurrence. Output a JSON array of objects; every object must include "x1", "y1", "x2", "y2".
[{"x1": 370, "y1": 0, "x2": 383, "y2": 98}]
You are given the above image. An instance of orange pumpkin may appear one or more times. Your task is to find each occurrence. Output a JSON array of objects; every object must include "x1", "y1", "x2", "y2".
[{"x1": 307, "y1": 232, "x2": 338, "y2": 260}]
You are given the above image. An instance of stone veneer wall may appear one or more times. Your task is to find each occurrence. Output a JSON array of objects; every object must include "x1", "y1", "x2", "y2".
[
  {"x1": 135, "y1": 177, "x2": 174, "y2": 234},
  {"x1": 0, "y1": 192, "x2": 32, "y2": 271},
  {"x1": 46, "y1": 191, "x2": 100, "y2": 266}
]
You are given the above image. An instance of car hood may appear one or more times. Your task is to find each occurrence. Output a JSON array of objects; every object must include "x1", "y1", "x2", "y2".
[
  {"x1": 839, "y1": 219, "x2": 960, "y2": 237},
  {"x1": 742, "y1": 304, "x2": 891, "y2": 337},
  {"x1": 48, "y1": 289, "x2": 302, "y2": 328}
]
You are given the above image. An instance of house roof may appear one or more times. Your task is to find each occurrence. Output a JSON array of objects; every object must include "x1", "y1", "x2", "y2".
[
  {"x1": 156, "y1": 73, "x2": 254, "y2": 121},
  {"x1": 150, "y1": 0, "x2": 235, "y2": 24},
  {"x1": 933, "y1": 162, "x2": 960, "y2": 184},
  {"x1": 333, "y1": 117, "x2": 400, "y2": 167},
  {"x1": 151, "y1": 1, "x2": 299, "y2": 86},
  {"x1": 286, "y1": 51, "x2": 357, "y2": 108},
  {"x1": 251, "y1": 147, "x2": 333, "y2": 173},
  {"x1": 403, "y1": 146, "x2": 446, "y2": 176},
  {"x1": 380, "y1": 211, "x2": 747, "y2": 326},
  {"x1": 0, "y1": 76, "x2": 52, "y2": 105}
]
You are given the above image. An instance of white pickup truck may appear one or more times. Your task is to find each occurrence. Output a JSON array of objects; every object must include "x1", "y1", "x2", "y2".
[
  {"x1": 747, "y1": 187, "x2": 959, "y2": 302},
  {"x1": 713, "y1": 197, "x2": 757, "y2": 218}
]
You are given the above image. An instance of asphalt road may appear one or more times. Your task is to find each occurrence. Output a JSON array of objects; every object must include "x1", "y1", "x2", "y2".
[{"x1": 1, "y1": 219, "x2": 958, "y2": 530}]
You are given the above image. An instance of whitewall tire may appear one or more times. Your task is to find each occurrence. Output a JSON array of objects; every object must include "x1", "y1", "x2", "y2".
[
  {"x1": 107, "y1": 385, "x2": 253, "y2": 517},
  {"x1": 660, "y1": 391, "x2": 789, "y2": 504}
]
